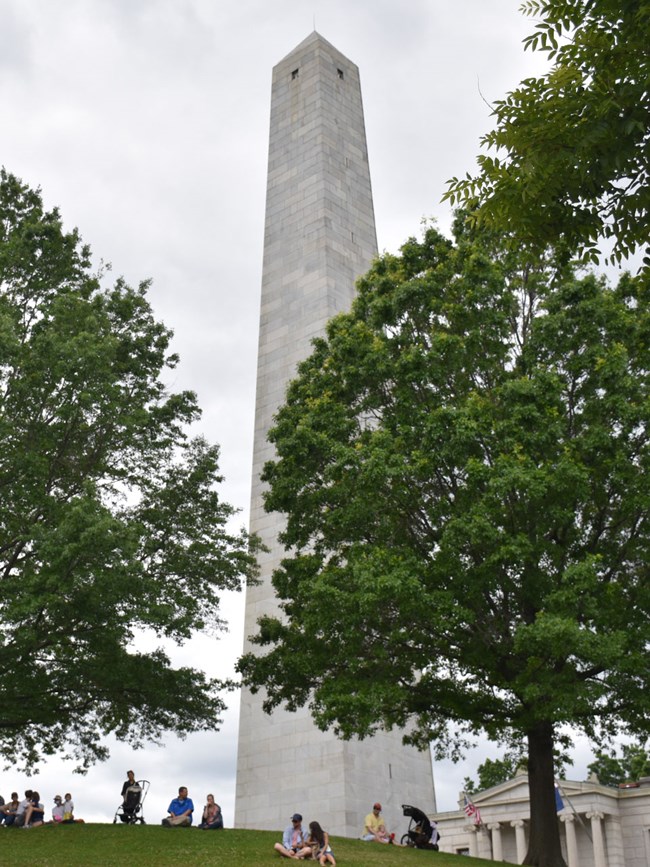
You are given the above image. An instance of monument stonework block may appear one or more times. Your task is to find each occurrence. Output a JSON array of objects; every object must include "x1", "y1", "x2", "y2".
[{"x1": 235, "y1": 32, "x2": 436, "y2": 837}]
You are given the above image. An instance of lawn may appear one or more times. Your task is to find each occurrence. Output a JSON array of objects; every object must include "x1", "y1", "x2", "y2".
[{"x1": 0, "y1": 825, "x2": 496, "y2": 866}]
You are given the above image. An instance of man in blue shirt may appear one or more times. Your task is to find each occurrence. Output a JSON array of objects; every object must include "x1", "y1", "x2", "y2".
[{"x1": 162, "y1": 786, "x2": 194, "y2": 826}]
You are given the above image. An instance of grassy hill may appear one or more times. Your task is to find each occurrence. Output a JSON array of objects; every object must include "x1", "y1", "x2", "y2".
[{"x1": 0, "y1": 825, "x2": 496, "y2": 866}]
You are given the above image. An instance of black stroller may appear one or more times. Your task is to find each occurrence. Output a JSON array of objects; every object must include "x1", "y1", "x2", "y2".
[
  {"x1": 113, "y1": 779, "x2": 150, "y2": 824},
  {"x1": 400, "y1": 804, "x2": 440, "y2": 850}
]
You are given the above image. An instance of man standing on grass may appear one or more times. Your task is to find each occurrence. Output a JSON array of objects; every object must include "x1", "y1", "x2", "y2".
[{"x1": 162, "y1": 786, "x2": 194, "y2": 827}]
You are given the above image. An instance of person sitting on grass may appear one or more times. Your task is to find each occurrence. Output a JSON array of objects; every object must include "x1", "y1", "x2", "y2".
[
  {"x1": 0, "y1": 793, "x2": 19, "y2": 825},
  {"x1": 360, "y1": 802, "x2": 393, "y2": 843},
  {"x1": 51, "y1": 795, "x2": 65, "y2": 823},
  {"x1": 61, "y1": 793, "x2": 85, "y2": 823},
  {"x1": 274, "y1": 813, "x2": 311, "y2": 859},
  {"x1": 307, "y1": 821, "x2": 336, "y2": 866},
  {"x1": 162, "y1": 786, "x2": 194, "y2": 827},
  {"x1": 12, "y1": 790, "x2": 33, "y2": 828},
  {"x1": 22, "y1": 791, "x2": 45, "y2": 828},
  {"x1": 197, "y1": 794, "x2": 223, "y2": 830}
]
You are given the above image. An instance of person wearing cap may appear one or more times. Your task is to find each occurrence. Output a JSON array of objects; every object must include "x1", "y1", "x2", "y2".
[
  {"x1": 274, "y1": 812, "x2": 311, "y2": 859},
  {"x1": 360, "y1": 802, "x2": 392, "y2": 843},
  {"x1": 52, "y1": 795, "x2": 65, "y2": 823}
]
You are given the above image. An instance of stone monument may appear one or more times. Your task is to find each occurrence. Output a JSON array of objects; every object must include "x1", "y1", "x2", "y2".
[{"x1": 235, "y1": 31, "x2": 436, "y2": 838}]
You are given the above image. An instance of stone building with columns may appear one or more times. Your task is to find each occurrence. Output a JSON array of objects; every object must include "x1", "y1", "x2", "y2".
[{"x1": 429, "y1": 770, "x2": 650, "y2": 866}]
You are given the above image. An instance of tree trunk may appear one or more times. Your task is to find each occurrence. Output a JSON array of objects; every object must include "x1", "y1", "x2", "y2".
[{"x1": 523, "y1": 721, "x2": 567, "y2": 867}]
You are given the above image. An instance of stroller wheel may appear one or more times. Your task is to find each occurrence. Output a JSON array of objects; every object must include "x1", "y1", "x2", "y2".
[
  {"x1": 113, "y1": 818, "x2": 117, "y2": 824},
  {"x1": 400, "y1": 834, "x2": 413, "y2": 847}
]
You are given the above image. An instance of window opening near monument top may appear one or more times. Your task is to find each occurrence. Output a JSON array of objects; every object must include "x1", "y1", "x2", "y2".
[
  {"x1": 291, "y1": 68, "x2": 299, "y2": 80},
  {"x1": 337, "y1": 67, "x2": 344, "y2": 79}
]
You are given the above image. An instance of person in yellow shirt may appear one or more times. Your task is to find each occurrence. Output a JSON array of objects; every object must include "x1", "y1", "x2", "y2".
[{"x1": 360, "y1": 802, "x2": 392, "y2": 843}]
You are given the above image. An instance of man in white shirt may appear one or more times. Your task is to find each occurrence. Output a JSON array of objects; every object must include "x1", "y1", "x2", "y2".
[
  {"x1": 274, "y1": 813, "x2": 312, "y2": 859},
  {"x1": 52, "y1": 795, "x2": 65, "y2": 823}
]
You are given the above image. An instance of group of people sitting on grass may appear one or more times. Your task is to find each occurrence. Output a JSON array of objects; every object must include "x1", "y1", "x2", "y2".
[
  {"x1": 1, "y1": 778, "x2": 396, "y2": 857},
  {"x1": 158, "y1": 785, "x2": 223, "y2": 830},
  {"x1": 274, "y1": 813, "x2": 336, "y2": 864},
  {"x1": 274, "y1": 801, "x2": 399, "y2": 862},
  {"x1": 0, "y1": 790, "x2": 81, "y2": 827}
]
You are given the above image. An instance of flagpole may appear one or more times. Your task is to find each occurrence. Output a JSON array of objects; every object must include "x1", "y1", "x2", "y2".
[
  {"x1": 556, "y1": 780, "x2": 593, "y2": 845},
  {"x1": 463, "y1": 793, "x2": 482, "y2": 828}
]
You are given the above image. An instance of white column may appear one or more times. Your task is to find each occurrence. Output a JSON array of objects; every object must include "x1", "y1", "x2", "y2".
[
  {"x1": 488, "y1": 822, "x2": 503, "y2": 861},
  {"x1": 605, "y1": 815, "x2": 626, "y2": 867},
  {"x1": 467, "y1": 825, "x2": 479, "y2": 857},
  {"x1": 560, "y1": 814, "x2": 579, "y2": 867},
  {"x1": 477, "y1": 825, "x2": 493, "y2": 860},
  {"x1": 587, "y1": 811, "x2": 607, "y2": 867},
  {"x1": 511, "y1": 819, "x2": 526, "y2": 864}
]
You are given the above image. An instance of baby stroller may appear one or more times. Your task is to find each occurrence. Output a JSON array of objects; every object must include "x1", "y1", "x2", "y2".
[
  {"x1": 113, "y1": 779, "x2": 150, "y2": 824},
  {"x1": 400, "y1": 804, "x2": 440, "y2": 850}
]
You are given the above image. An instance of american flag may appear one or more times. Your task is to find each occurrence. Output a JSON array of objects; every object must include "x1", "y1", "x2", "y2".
[{"x1": 464, "y1": 795, "x2": 482, "y2": 826}]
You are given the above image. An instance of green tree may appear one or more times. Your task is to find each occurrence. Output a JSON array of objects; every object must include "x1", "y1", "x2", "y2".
[
  {"x1": 0, "y1": 169, "x2": 258, "y2": 770},
  {"x1": 464, "y1": 750, "x2": 528, "y2": 795},
  {"x1": 588, "y1": 740, "x2": 650, "y2": 786},
  {"x1": 463, "y1": 745, "x2": 569, "y2": 794},
  {"x1": 445, "y1": 0, "x2": 650, "y2": 268},
  {"x1": 238, "y1": 221, "x2": 650, "y2": 867}
]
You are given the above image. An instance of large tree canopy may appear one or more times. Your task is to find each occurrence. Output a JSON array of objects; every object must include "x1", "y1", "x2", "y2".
[
  {"x1": 0, "y1": 169, "x2": 258, "y2": 770},
  {"x1": 239, "y1": 221, "x2": 650, "y2": 866},
  {"x1": 445, "y1": 0, "x2": 650, "y2": 268}
]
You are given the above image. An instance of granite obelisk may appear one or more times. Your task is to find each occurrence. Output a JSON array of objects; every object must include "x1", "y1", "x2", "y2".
[{"x1": 235, "y1": 32, "x2": 436, "y2": 837}]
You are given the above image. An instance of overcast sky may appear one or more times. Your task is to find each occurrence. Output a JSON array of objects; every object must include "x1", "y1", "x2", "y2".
[{"x1": 1, "y1": 0, "x2": 605, "y2": 829}]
